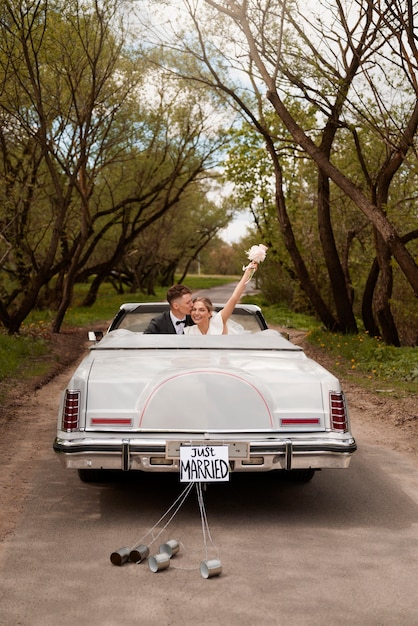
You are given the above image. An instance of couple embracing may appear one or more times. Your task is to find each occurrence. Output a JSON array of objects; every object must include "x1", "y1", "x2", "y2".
[{"x1": 144, "y1": 263, "x2": 258, "y2": 336}]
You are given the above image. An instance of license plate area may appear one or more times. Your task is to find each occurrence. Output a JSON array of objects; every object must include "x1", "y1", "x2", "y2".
[{"x1": 166, "y1": 441, "x2": 249, "y2": 459}]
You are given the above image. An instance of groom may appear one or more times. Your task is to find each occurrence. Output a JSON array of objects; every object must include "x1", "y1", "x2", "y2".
[{"x1": 144, "y1": 284, "x2": 194, "y2": 334}]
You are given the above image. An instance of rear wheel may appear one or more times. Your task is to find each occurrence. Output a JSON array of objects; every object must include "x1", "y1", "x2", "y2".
[
  {"x1": 283, "y1": 468, "x2": 316, "y2": 483},
  {"x1": 78, "y1": 468, "x2": 109, "y2": 483}
]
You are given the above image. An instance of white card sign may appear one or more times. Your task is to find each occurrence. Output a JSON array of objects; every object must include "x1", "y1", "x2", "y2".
[{"x1": 180, "y1": 445, "x2": 230, "y2": 482}]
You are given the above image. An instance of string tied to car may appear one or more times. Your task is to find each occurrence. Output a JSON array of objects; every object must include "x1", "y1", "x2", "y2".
[{"x1": 110, "y1": 443, "x2": 228, "y2": 578}]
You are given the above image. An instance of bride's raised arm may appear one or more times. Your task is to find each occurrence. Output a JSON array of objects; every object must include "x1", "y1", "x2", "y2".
[{"x1": 219, "y1": 262, "x2": 258, "y2": 327}]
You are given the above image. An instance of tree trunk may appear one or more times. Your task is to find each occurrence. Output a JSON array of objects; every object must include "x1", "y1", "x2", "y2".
[
  {"x1": 317, "y1": 170, "x2": 358, "y2": 333},
  {"x1": 52, "y1": 242, "x2": 85, "y2": 333},
  {"x1": 373, "y1": 230, "x2": 400, "y2": 346},
  {"x1": 81, "y1": 270, "x2": 107, "y2": 308},
  {"x1": 361, "y1": 259, "x2": 381, "y2": 338},
  {"x1": 2, "y1": 274, "x2": 47, "y2": 334},
  {"x1": 266, "y1": 140, "x2": 339, "y2": 330}
]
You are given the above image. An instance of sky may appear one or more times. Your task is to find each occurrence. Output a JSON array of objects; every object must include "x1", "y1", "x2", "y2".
[{"x1": 219, "y1": 212, "x2": 253, "y2": 244}]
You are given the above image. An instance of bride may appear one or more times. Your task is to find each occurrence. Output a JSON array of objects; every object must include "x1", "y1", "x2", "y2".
[{"x1": 184, "y1": 262, "x2": 258, "y2": 335}]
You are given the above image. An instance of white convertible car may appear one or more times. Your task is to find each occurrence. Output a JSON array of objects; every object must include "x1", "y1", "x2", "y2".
[{"x1": 53, "y1": 303, "x2": 356, "y2": 482}]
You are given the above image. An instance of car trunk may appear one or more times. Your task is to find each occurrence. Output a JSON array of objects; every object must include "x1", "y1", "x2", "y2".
[{"x1": 83, "y1": 346, "x2": 337, "y2": 434}]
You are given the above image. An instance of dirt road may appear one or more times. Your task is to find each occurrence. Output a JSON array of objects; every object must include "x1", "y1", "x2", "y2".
[
  {"x1": 0, "y1": 300, "x2": 417, "y2": 625},
  {"x1": 1, "y1": 322, "x2": 417, "y2": 544}
]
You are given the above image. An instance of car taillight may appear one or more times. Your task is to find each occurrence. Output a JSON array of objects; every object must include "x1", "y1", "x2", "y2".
[
  {"x1": 62, "y1": 390, "x2": 80, "y2": 432},
  {"x1": 330, "y1": 391, "x2": 348, "y2": 432}
]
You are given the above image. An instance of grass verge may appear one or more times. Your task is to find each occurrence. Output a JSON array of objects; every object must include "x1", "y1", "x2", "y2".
[
  {"x1": 250, "y1": 296, "x2": 418, "y2": 397},
  {"x1": 1, "y1": 279, "x2": 417, "y2": 402},
  {"x1": 0, "y1": 276, "x2": 237, "y2": 399},
  {"x1": 307, "y1": 327, "x2": 418, "y2": 396},
  {"x1": 0, "y1": 328, "x2": 51, "y2": 403}
]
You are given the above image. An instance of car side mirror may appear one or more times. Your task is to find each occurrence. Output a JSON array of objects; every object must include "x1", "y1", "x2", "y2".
[{"x1": 88, "y1": 330, "x2": 104, "y2": 342}]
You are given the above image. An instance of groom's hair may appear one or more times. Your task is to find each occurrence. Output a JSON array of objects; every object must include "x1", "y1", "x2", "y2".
[{"x1": 167, "y1": 284, "x2": 192, "y2": 305}]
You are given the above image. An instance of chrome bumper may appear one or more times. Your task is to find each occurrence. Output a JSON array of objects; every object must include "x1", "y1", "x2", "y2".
[{"x1": 53, "y1": 435, "x2": 357, "y2": 472}]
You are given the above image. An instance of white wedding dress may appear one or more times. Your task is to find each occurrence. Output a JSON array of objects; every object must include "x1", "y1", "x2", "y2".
[{"x1": 184, "y1": 311, "x2": 243, "y2": 335}]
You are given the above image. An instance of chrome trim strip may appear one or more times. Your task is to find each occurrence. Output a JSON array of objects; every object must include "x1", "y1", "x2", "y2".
[{"x1": 53, "y1": 436, "x2": 356, "y2": 472}]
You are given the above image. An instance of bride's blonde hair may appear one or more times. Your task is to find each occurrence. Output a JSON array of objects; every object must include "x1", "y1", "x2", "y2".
[{"x1": 192, "y1": 296, "x2": 213, "y2": 313}]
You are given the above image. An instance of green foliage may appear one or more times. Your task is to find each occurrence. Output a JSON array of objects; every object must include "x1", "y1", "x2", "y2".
[
  {"x1": 308, "y1": 328, "x2": 418, "y2": 389},
  {"x1": 0, "y1": 1, "x2": 236, "y2": 333},
  {"x1": 0, "y1": 329, "x2": 49, "y2": 397},
  {"x1": 247, "y1": 295, "x2": 418, "y2": 394},
  {"x1": 245, "y1": 295, "x2": 321, "y2": 332},
  {"x1": 184, "y1": 275, "x2": 238, "y2": 290},
  {"x1": 2, "y1": 279, "x2": 416, "y2": 405},
  {"x1": 0, "y1": 276, "x2": 237, "y2": 390},
  {"x1": 24, "y1": 276, "x2": 237, "y2": 326},
  {"x1": 217, "y1": 7, "x2": 418, "y2": 345},
  {"x1": 62, "y1": 276, "x2": 238, "y2": 326}
]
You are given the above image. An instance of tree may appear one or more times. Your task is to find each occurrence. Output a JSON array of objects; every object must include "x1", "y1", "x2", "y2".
[
  {"x1": 99, "y1": 181, "x2": 233, "y2": 294},
  {"x1": 0, "y1": 0, "x2": 232, "y2": 332},
  {"x1": 146, "y1": 0, "x2": 418, "y2": 343},
  {"x1": 0, "y1": 0, "x2": 139, "y2": 332},
  {"x1": 205, "y1": 0, "x2": 418, "y2": 342}
]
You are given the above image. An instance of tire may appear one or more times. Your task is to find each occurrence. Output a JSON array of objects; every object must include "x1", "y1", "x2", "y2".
[
  {"x1": 78, "y1": 468, "x2": 110, "y2": 483},
  {"x1": 283, "y1": 468, "x2": 316, "y2": 483}
]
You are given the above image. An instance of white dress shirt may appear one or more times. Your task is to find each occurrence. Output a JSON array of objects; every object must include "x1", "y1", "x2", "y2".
[{"x1": 170, "y1": 312, "x2": 186, "y2": 334}]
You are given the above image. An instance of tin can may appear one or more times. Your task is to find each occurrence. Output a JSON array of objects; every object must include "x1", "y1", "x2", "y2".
[
  {"x1": 129, "y1": 544, "x2": 150, "y2": 563},
  {"x1": 148, "y1": 553, "x2": 171, "y2": 573},
  {"x1": 159, "y1": 539, "x2": 179, "y2": 557},
  {"x1": 200, "y1": 559, "x2": 222, "y2": 579},
  {"x1": 110, "y1": 547, "x2": 130, "y2": 566}
]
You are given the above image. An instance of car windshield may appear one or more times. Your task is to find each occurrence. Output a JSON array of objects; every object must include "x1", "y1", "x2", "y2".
[{"x1": 113, "y1": 306, "x2": 265, "y2": 334}]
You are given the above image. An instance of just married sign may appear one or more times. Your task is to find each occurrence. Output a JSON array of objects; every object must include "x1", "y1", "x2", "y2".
[{"x1": 180, "y1": 445, "x2": 230, "y2": 482}]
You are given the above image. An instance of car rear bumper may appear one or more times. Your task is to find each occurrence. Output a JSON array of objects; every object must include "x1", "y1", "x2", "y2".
[{"x1": 53, "y1": 435, "x2": 357, "y2": 472}]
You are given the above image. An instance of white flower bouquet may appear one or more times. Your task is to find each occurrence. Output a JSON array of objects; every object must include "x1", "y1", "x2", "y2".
[{"x1": 243, "y1": 244, "x2": 268, "y2": 282}]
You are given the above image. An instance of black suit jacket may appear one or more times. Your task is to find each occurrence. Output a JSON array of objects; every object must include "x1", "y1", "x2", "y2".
[{"x1": 144, "y1": 311, "x2": 193, "y2": 334}]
